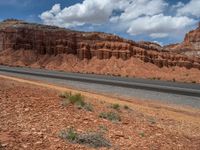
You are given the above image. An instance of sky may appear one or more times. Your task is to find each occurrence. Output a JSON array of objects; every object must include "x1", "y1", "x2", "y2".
[{"x1": 0, "y1": 0, "x2": 199, "y2": 45}]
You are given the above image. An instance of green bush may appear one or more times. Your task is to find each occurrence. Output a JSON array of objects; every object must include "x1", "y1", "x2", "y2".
[
  {"x1": 59, "y1": 92, "x2": 93, "y2": 111},
  {"x1": 111, "y1": 104, "x2": 120, "y2": 111},
  {"x1": 99, "y1": 112, "x2": 121, "y2": 122},
  {"x1": 59, "y1": 127, "x2": 77, "y2": 142},
  {"x1": 69, "y1": 93, "x2": 85, "y2": 105}
]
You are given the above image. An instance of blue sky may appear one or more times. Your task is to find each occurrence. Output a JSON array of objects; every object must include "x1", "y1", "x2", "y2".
[{"x1": 0, "y1": 0, "x2": 199, "y2": 45}]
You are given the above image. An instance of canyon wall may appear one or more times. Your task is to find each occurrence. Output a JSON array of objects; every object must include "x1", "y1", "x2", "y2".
[{"x1": 0, "y1": 19, "x2": 200, "y2": 70}]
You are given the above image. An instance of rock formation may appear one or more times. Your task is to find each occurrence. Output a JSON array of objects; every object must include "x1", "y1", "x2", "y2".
[
  {"x1": 165, "y1": 22, "x2": 200, "y2": 57},
  {"x1": 0, "y1": 19, "x2": 200, "y2": 70}
]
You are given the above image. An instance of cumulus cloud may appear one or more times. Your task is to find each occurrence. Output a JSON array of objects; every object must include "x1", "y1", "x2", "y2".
[
  {"x1": 112, "y1": 0, "x2": 168, "y2": 22},
  {"x1": 40, "y1": 0, "x2": 127, "y2": 28},
  {"x1": 40, "y1": 0, "x2": 199, "y2": 41},
  {"x1": 177, "y1": 0, "x2": 200, "y2": 17},
  {"x1": 127, "y1": 14, "x2": 196, "y2": 38}
]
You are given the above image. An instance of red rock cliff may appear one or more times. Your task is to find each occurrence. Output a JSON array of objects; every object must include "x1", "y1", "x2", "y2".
[
  {"x1": 165, "y1": 23, "x2": 200, "y2": 57},
  {"x1": 0, "y1": 19, "x2": 200, "y2": 70}
]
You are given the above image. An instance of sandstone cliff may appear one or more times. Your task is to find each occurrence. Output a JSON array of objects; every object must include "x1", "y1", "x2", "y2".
[
  {"x1": 1, "y1": 19, "x2": 200, "y2": 70},
  {"x1": 165, "y1": 23, "x2": 200, "y2": 57}
]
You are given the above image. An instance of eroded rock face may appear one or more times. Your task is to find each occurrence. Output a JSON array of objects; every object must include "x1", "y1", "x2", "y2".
[
  {"x1": 165, "y1": 23, "x2": 200, "y2": 57},
  {"x1": 184, "y1": 23, "x2": 200, "y2": 50},
  {"x1": 0, "y1": 19, "x2": 200, "y2": 70}
]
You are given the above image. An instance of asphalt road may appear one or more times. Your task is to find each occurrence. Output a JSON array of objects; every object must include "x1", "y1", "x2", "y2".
[{"x1": 0, "y1": 65, "x2": 200, "y2": 108}]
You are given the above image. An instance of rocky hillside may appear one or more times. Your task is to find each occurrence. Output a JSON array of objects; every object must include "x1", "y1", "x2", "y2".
[
  {"x1": 165, "y1": 23, "x2": 200, "y2": 57},
  {"x1": 0, "y1": 19, "x2": 200, "y2": 70}
]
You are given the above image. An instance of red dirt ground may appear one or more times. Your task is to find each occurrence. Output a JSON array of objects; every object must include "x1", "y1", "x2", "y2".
[{"x1": 0, "y1": 77, "x2": 200, "y2": 150}]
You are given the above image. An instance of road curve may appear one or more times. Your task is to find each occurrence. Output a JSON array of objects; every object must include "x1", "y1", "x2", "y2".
[{"x1": 0, "y1": 65, "x2": 200, "y2": 97}]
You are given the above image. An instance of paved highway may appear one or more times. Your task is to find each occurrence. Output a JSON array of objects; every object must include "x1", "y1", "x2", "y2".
[{"x1": 0, "y1": 65, "x2": 200, "y2": 108}]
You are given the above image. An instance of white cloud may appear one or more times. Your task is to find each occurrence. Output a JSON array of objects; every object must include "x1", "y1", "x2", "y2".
[
  {"x1": 40, "y1": 0, "x2": 199, "y2": 41},
  {"x1": 171, "y1": 2, "x2": 184, "y2": 9},
  {"x1": 112, "y1": 0, "x2": 168, "y2": 22},
  {"x1": 50, "y1": 4, "x2": 61, "y2": 15},
  {"x1": 177, "y1": 0, "x2": 200, "y2": 17},
  {"x1": 127, "y1": 14, "x2": 196, "y2": 38},
  {"x1": 153, "y1": 40, "x2": 163, "y2": 46},
  {"x1": 40, "y1": 0, "x2": 126, "y2": 28},
  {"x1": 150, "y1": 33, "x2": 169, "y2": 38}
]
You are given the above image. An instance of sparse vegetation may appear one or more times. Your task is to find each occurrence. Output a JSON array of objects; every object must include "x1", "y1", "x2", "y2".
[
  {"x1": 82, "y1": 103, "x2": 93, "y2": 112},
  {"x1": 68, "y1": 93, "x2": 85, "y2": 105},
  {"x1": 172, "y1": 78, "x2": 176, "y2": 82},
  {"x1": 124, "y1": 105, "x2": 129, "y2": 110},
  {"x1": 59, "y1": 92, "x2": 93, "y2": 111},
  {"x1": 139, "y1": 131, "x2": 145, "y2": 137},
  {"x1": 59, "y1": 127, "x2": 78, "y2": 142},
  {"x1": 59, "y1": 128, "x2": 111, "y2": 148},
  {"x1": 98, "y1": 125, "x2": 108, "y2": 133},
  {"x1": 59, "y1": 91, "x2": 72, "y2": 99},
  {"x1": 99, "y1": 112, "x2": 121, "y2": 122},
  {"x1": 111, "y1": 103, "x2": 120, "y2": 111}
]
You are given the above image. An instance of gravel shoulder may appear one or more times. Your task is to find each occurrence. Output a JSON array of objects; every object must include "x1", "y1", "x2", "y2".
[{"x1": 0, "y1": 77, "x2": 200, "y2": 150}]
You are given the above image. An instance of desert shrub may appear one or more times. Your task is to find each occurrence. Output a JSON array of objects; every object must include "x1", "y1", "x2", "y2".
[
  {"x1": 68, "y1": 93, "x2": 85, "y2": 105},
  {"x1": 59, "y1": 127, "x2": 78, "y2": 141},
  {"x1": 84, "y1": 103, "x2": 93, "y2": 112},
  {"x1": 59, "y1": 128, "x2": 111, "y2": 148},
  {"x1": 59, "y1": 92, "x2": 72, "y2": 99},
  {"x1": 59, "y1": 92, "x2": 93, "y2": 111},
  {"x1": 111, "y1": 104, "x2": 120, "y2": 111},
  {"x1": 99, "y1": 112, "x2": 121, "y2": 122},
  {"x1": 61, "y1": 99, "x2": 71, "y2": 106},
  {"x1": 124, "y1": 105, "x2": 129, "y2": 110},
  {"x1": 77, "y1": 132, "x2": 111, "y2": 148}
]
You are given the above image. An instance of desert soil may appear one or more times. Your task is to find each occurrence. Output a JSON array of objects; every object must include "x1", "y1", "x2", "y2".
[
  {"x1": 0, "y1": 49, "x2": 200, "y2": 83},
  {"x1": 0, "y1": 77, "x2": 200, "y2": 150}
]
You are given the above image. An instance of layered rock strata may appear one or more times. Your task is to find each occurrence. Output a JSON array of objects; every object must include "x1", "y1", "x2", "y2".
[{"x1": 0, "y1": 19, "x2": 200, "y2": 69}]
